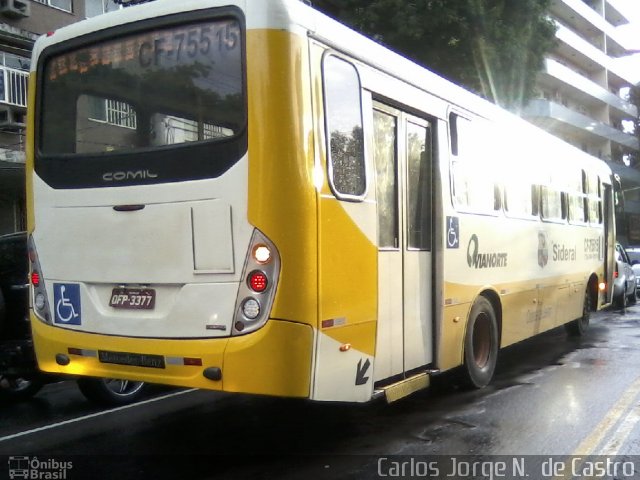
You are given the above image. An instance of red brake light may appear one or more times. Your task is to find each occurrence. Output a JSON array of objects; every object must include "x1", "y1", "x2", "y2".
[
  {"x1": 248, "y1": 271, "x2": 268, "y2": 293},
  {"x1": 31, "y1": 271, "x2": 40, "y2": 286}
]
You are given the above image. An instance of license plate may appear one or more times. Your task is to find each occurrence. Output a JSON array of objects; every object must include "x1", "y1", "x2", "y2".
[
  {"x1": 98, "y1": 350, "x2": 165, "y2": 369},
  {"x1": 109, "y1": 288, "x2": 156, "y2": 310}
]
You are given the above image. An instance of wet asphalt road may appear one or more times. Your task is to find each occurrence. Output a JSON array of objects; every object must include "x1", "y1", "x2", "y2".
[{"x1": 2, "y1": 305, "x2": 640, "y2": 479}]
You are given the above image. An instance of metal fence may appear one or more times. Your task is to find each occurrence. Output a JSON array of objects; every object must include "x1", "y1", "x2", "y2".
[{"x1": 0, "y1": 67, "x2": 28, "y2": 108}]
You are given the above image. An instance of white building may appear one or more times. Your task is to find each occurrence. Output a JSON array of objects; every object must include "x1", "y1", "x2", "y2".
[
  {"x1": 0, "y1": 0, "x2": 122, "y2": 235},
  {"x1": 522, "y1": 0, "x2": 640, "y2": 243}
]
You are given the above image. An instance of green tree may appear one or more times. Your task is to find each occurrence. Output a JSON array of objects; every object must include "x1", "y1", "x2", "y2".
[{"x1": 312, "y1": 0, "x2": 556, "y2": 110}]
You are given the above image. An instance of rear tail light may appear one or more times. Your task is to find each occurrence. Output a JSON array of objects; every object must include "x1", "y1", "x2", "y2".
[
  {"x1": 248, "y1": 270, "x2": 268, "y2": 293},
  {"x1": 232, "y1": 229, "x2": 280, "y2": 336},
  {"x1": 28, "y1": 235, "x2": 52, "y2": 324},
  {"x1": 241, "y1": 298, "x2": 261, "y2": 319},
  {"x1": 252, "y1": 244, "x2": 272, "y2": 264}
]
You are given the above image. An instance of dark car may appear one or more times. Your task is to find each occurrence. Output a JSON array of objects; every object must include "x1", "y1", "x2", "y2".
[
  {"x1": 0, "y1": 231, "x2": 147, "y2": 404},
  {"x1": 0, "y1": 231, "x2": 29, "y2": 339}
]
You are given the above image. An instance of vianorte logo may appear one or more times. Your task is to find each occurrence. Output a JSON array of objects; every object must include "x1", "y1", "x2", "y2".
[{"x1": 466, "y1": 234, "x2": 508, "y2": 269}]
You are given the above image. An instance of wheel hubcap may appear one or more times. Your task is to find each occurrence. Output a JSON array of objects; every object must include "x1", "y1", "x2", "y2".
[{"x1": 103, "y1": 379, "x2": 145, "y2": 397}]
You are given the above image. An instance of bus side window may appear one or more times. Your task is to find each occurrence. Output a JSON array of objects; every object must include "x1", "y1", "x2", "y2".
[
  {"x1": 504, "y1": 180, "x2": 534, "y2": 218},
  {"x1": 568, "y1": 170, "x2": 587, "y2": 224},
  {"x1": 540, "y1": 185, "x2": 564, "y2": 221},
  {"x1": 323, "y1": 55, "x2": 366, "y2": 200},
  {"x1": 586, "y1": 174, "x2": 602, "y2": 224},
  {"x1": 407, "y1": 120, "x2": 432, "y2": 250},
  {"x1": 449, "y1": 112, "x2": 459, "y2": 156},
  {"x1": 373, "y1": 109, "x2": 399, "y2": 249},
  {"x1": 531, "y1": 185, "x2": 540, "y2": 217},
  {"x1": 449, "y1": 113, "x2": 497, "y2": 213}
]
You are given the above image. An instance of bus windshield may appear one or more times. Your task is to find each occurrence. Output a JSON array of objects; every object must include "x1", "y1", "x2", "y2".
[{"x1": 39, "y1": 18, "x2": 244, "y2": 156}]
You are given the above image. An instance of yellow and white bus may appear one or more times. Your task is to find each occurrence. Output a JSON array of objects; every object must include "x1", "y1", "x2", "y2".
[{"x1": 27, "y1": 0, "x2": 616, "y2": 403}]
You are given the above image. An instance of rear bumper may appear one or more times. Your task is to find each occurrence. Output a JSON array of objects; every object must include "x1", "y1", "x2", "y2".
[{"x1": 31, "y1": 317, "x2": 314, "y2": 398}]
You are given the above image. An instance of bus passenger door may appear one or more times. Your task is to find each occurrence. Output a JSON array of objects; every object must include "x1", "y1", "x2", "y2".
[
  {"x1": 604, "y1": 183, "x2": 615, "y2": 305},
  {"x1": 373, "y1": 103, "x2": 434, "y2": 380}
]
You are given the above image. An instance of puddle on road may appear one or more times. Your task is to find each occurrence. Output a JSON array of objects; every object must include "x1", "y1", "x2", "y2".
[
  {"x1": 412, "y1": 417, "x2": 478, "y2": 443},
  {"x1": 565, "y1": 357, "x2": 608, "y2": 368}
]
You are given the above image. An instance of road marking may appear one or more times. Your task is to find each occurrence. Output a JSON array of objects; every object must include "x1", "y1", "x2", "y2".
[
  {"x1": 600, "y1": 402, "x2": 640, "y2": 456},
  {"x1": 0, "y1": 388, "x2": 197, "y2": 443},
  {"x1": 550, "y1": 375, "x2": 640, "y2": 480},
  {"x1": 573, "y1": 374, "x2": 640, "y2": 455}
]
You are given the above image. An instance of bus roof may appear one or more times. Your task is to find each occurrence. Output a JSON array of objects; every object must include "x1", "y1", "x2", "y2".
[{"x1": 31, "y1": 0, "x2": 612, "y2": 180}]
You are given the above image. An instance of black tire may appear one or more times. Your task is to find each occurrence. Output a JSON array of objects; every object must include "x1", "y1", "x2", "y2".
[
  {"x1": 616, "y1": 284, "x2": 628, "y2": 309},
  {"x1": 462, "y1": 297, "x2": 499, "y2": 389},
  {"x1": 77, "y1": 377, "x2": 146, "y2": 406},
  {"x1": 565, "y1": 289, "x2": 590, "y2": 336},
  {"x1": 0, "y1": 375, "x2": 45, "y2": 401},
  {"x1": 628, "y1": 285, "x2": 637, "y2": 305},
  {"x1": 0, "y1": 290, "x2": 6, "y2": 336}
]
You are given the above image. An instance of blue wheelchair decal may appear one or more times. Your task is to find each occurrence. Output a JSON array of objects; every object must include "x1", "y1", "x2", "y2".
[
  {"x1": 54, "y1": 283, "x2": 82, "y2": 325},
  {"x1": 446, "y1": 216, "x2": 459, "y2": 249}
]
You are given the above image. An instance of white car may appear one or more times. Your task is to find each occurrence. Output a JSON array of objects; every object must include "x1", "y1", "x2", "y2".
[
  {"x1": 613, "y1": 243, "x2": 637, "y2": 308},
  {"x1": 628, "y1": 247, "x2": 640, "y2": 299}
]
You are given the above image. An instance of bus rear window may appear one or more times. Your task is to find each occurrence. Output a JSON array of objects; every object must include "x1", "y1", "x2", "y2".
[{"x1": 40, "y1": 18, "x2": 244, "y2": 156}]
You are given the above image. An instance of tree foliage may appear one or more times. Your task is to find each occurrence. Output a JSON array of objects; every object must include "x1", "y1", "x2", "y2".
[{"x1": 312, "y1": 0, "x2": 557, "y2": 110}]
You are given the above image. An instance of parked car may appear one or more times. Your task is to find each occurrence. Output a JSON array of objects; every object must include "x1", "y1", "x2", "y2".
[
  {"x1": 0, "y1": 231, "x2": 147, "y2": 404},
  {"x1": 625, "y1": 247, "x2": 640, "y2": 299},
  {"x1": 613, "y1": 243, "x2": 637, "y2": 308}
]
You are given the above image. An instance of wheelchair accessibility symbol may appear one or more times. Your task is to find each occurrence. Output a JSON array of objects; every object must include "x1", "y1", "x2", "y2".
[
  {"x1": 446, "y1": 216, "x2": 459, "y2": 249},
  {"x1": 54, "y1": 283, "x2": 82, "y2": 325}
]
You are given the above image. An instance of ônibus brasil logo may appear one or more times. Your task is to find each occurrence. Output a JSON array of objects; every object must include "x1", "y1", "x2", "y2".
[{"x1": 8, "y1": 456, "x2": 73, "y2": 479}]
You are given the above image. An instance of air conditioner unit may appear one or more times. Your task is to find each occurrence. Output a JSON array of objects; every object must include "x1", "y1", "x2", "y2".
[
  {"x1": 0, "y1": 0, "x2": 30, "y2": 18},
  {"x1": 0, "y1": 105, "x2": 25, "y2": 129}
]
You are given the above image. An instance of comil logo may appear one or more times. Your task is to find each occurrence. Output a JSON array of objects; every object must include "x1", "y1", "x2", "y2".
[
  {"x1": 102, "y1": 169, "x2": 158, "y2": 182},
  {"x1": 466, "y1": 234, "x2": 508, "y2": 269}
]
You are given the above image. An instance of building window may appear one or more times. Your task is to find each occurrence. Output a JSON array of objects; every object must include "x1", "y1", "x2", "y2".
[
  {"x1": 33, "y1": 0, "x2": 72, "y2": 13},
  {"x1": 0, "y1": 52, "x2": 29, "y2": 108},
  {"x1": 85, "y1": 0, "x2": 121, "y2": 17},
  {"x1": 87, "y1": 95, "x2": 137, "y2": 129}
]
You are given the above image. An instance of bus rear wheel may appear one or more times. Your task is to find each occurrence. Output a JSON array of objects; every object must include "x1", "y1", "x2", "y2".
[
  {"x1": 462, "y1": 297, "x2": 499, "y2": 389},
  {"x1": 565, "y1": 289, "x2": 590, "y2": 336},
  {"x1": 77, "y1": 377, "x2": 146, "y2": 406}
]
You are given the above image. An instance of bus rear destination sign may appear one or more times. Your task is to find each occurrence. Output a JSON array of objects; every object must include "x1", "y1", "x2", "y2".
[{"x1": 46, "y1": 19, "x2": 240, "y2": 81}]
